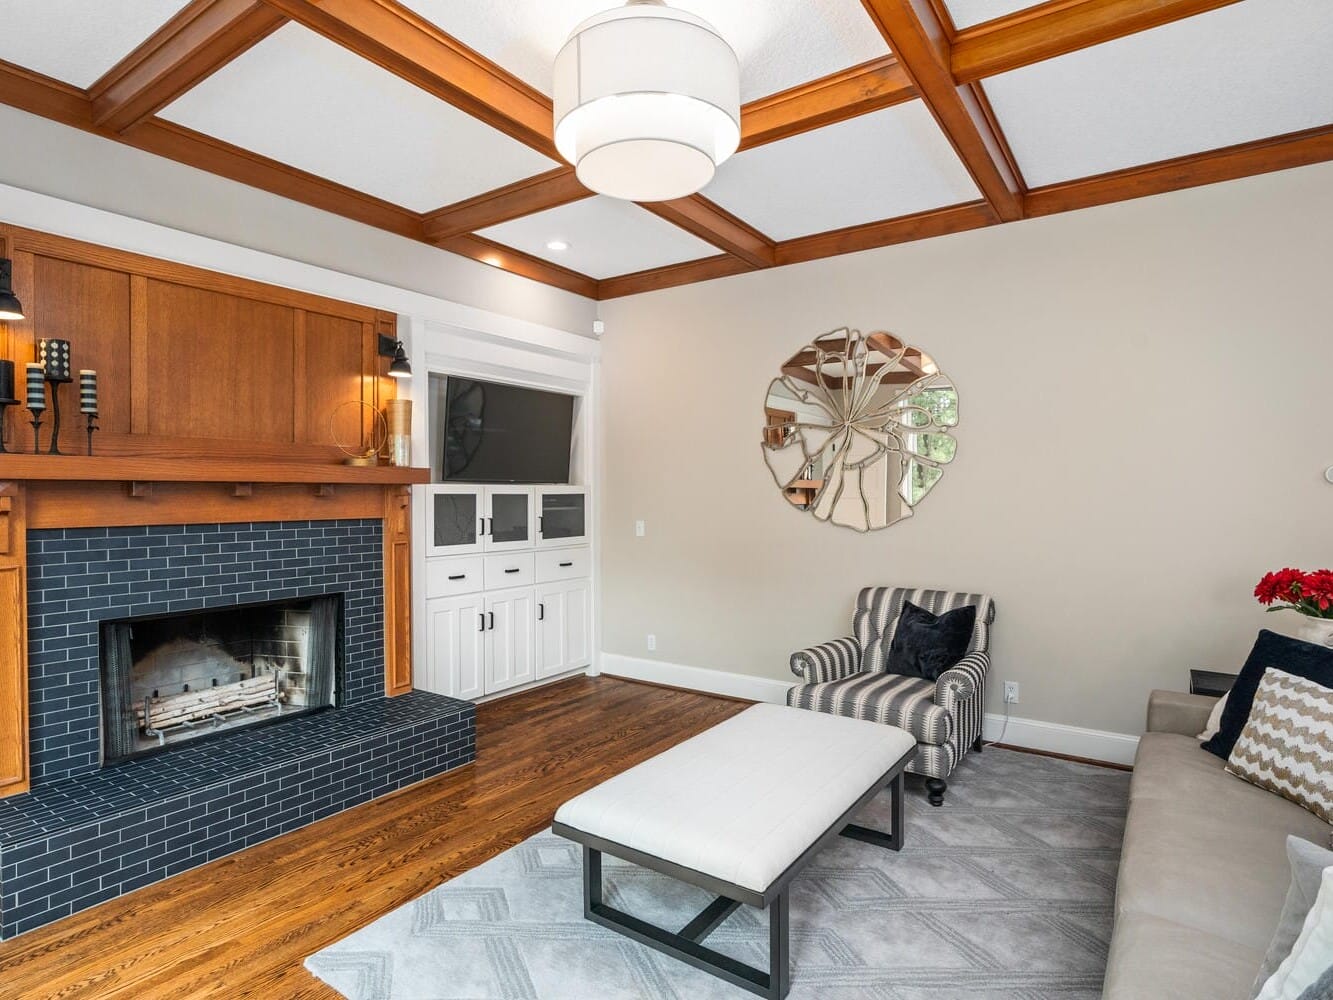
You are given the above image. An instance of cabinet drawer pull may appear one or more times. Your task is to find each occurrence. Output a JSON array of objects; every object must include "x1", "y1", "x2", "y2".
[
  {"x1": 559, "y1": 561, "x2": 573, "y2": 568},
  {"x1": 504, "y1": 567, "x2": 521, "y2": 574},
  {"x1": 448, "y1": 574, "x2": 467, "y2": 581},
  {"x1": 538, "y1": 603, "x2": 545, "y2": 621},
  {"x1": 477, "y1": 613, "x2": 484, "y2": 632},
  {"x1": 488, "y1": 611, "x2": 495, "y2": 630}
]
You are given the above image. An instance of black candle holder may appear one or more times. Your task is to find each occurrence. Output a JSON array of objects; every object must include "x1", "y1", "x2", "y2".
[
  {"x1": 29, "y1": 411, "x2": 44, "y2": 454},
  {"x1": 45, "y1": 375, "x2": 72, "y2": 456},
  {"x1": 84, "y1": 412, "x2": 99, "y2": 456},
  {"x1": 0, "y1": 398, "x2": 15, "y2": 454}
]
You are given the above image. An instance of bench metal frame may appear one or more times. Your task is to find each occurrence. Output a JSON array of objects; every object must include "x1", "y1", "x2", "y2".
[{"x1": 551, "y1": 747, "x2": 912, "y2": 1000}]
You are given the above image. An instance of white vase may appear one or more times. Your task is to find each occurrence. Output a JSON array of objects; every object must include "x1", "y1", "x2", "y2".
[{"x1": 1293, "y1": 616, "x2": 1333, "y2": 649}]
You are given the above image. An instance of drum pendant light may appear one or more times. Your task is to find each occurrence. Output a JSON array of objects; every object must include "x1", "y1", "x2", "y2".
[{"x1": 553, "y1": 0, "x2": 741, "y2": 202}]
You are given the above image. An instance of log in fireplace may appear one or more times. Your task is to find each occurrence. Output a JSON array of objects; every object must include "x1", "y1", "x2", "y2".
[{"x1": 99, "y1": 595, "x2": 342, "y2": 764}]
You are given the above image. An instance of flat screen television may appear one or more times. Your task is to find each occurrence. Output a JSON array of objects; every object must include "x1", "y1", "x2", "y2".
[{"x1": 439, "y1": 377, "x2": 574, "y2": 484}]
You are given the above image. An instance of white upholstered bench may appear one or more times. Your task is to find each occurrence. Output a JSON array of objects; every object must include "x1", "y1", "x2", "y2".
[{"x1": 552, "y1": 703, "x2": 916, "y2": 999}]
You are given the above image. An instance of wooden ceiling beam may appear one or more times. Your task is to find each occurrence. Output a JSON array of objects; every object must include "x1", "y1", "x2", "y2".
[
  {"x1": 952, "y1": 0, "x2": 1245, "y2": 83},
  {"x1": 860, "y1": 0, "x2": 1024, "y2": 221},
  {"x1": 740, "y1": 56, "x2": 917, "y2": 150},
  {"x1": 776, "y1": 202, "x2": 997, "y2": 266},
  {"x1": 437, "y1": 235, "x2": 600, "y2": 298},
  {"x1": 639, "y1": 196, "x2": 776, "y2": 268},
  {"x1": 597, "y1": 255, "x2": 757, "y2": 300},
  {"x1": 89, "y1": 0, "x2": 287, "y2": 134},
  {"x1": 259, "y1": 0, "x2": 558, "y2": 157},
  {"x1": 421, "y1": 168, "x2": 591, "y2": 243}
]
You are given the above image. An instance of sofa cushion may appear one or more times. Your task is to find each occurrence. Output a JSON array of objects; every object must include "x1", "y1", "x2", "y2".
[
  {"x1": 1103, "y1": 912, "x2": 1266, "y2": 1000},
  {"x1": 1202, "y1": 630, "x2": 1333, "y2": 760},
  {"x1": 788, "y1": 672, "x2": 953, "y2": 745},
  {"x1": 885, "y1": 600, "x2": 976, "y2": 681},
  {"x1": 1117, "y1": 734, "x2": 1330, "y2": 952}
]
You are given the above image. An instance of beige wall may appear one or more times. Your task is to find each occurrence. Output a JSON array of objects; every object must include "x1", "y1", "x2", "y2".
[
  {"x1": 0, "y1": 106, "x2": 597, "y2": 334},
  {"x1": 598, "y1": 162, "x2": 1333, "y2": 737}
]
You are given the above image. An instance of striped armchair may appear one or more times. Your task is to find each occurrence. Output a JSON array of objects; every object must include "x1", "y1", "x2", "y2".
[{"x1": 787, "y1": 586, "x2": 996, "y2": 806}]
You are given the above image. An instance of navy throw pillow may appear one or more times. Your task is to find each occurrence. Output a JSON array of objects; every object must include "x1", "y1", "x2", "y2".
[
  {"x1": 1201, "y1": 629, "x2": 1333, "y2": 759},
  {"x1": 886, "y1": 601, "x2": 977, "y2": 682}
]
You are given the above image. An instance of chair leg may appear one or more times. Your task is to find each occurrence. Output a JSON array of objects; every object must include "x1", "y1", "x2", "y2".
[
  {"x1": 925, "y1": 778, "x2": 947, "y2": 807},
  {"x1": 972, "y1": 735, "x2": 984, "y2": 753}
]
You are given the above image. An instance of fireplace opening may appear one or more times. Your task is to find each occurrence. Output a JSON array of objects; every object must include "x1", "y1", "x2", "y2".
[{"x1": 99, "y1": 595, "x2": 343, "y2": 764}]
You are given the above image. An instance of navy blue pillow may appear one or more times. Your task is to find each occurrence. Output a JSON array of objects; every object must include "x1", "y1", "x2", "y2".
[
  {"x1": 1201, "y1": 629, "x2": 1333, "y2": 759},
  {"x1": 886, "y1": 601, "x2": 976, "y2": 682}
]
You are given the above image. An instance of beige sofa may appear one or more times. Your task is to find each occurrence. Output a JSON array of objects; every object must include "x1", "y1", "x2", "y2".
[{"x1": 1102, "y1": 690, "x2": 1330, "y2": 999}]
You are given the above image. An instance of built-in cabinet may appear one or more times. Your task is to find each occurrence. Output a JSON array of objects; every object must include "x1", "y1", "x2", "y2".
[{"x1": 420, "y1": 484, "x2": 591, "y2": 699}]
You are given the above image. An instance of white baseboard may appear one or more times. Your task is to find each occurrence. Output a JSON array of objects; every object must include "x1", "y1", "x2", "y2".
[
  {"x1": 599, "y1": 654, "x2": 793, "y2": 704},
  {"x1": 599, "y1": 653, "x2": 1139, "y2": 767},
  {"x1": 982, "y1": 711, "x2": 1138, "y2": 767}
]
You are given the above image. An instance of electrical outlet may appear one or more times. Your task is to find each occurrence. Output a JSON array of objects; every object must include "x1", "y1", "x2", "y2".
[
  {"x1": 647, "y1": 634, "x2": 656, "y2": 651},
  {"x1": 635, "y1": 520, "x2": 645, "y2": 537},
  {"x1": 1003, "y1": 681, "x2": 1020, "y2": 704}
]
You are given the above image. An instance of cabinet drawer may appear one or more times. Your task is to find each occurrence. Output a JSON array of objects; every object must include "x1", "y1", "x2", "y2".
[
  {"x1": 484, "y1": 552, "x2": 535, "y2": 590},
  {"x1": 426, "y1": 556, "x2": 484, "y2": 597},
  {"x1": 536, "y1": 547, "x2": 590, "y2": 583}
]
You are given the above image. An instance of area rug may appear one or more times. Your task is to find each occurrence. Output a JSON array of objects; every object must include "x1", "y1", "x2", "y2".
[{"x1": 306, "y1": 747, "x2": 1129, "y2": 1000}]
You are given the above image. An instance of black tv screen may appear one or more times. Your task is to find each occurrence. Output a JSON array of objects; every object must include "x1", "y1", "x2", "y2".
[{"x1": 441, "y1": 378, "x2": 574, "y2": 484}]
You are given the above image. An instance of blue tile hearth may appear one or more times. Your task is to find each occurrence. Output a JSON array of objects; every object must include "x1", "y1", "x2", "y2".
[{"x1": 0, "y1": 691, "x2": 475, "y2": 939}]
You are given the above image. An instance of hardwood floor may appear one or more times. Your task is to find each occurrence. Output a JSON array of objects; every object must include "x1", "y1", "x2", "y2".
[{"x1": 0, "y1": 676, "x2": 746, "y2": 999}]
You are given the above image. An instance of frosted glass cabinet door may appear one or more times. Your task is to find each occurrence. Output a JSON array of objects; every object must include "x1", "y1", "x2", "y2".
[
  {"x1": 537, "y1": 487, "x2": 588, "y2": 548},
  {"x1": 483, "y1": 488, "x2": 535, "y2": 553},
  {"x1": 426, "y1": 486, "x2": 484, "y2": 557}
]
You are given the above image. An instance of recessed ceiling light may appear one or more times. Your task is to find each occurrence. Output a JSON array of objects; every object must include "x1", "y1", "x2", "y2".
[{"x1": 546, "y1": 240, "x2": 570, "y2": 251}]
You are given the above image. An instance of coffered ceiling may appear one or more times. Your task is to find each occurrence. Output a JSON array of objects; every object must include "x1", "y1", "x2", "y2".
[{"x1": 0, "y1": 0, "x2": 1328, "y2": 303}]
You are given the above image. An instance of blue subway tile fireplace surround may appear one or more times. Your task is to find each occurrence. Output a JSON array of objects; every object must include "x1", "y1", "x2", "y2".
[{"x1": 0, "y1": 519, "x2": 475, "y2": 939}]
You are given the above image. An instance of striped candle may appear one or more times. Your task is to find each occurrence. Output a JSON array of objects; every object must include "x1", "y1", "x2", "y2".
[
  {"x1": 79, "y1": 369, "x2": 98, "y2": 415},
  {"x1": 25, "y1": 363, "x2": 45, "y2": 411}
]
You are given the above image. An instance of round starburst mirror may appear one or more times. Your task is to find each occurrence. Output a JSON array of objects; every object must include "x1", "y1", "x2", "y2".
[{"x1": 762, "y1": 328, "x2": 959, "y2": 532}]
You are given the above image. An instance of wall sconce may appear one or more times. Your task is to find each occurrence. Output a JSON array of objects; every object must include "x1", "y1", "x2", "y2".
[
  {"x1": 0, "y1": 259, "x2": 24, "y2": 321},
  {"x1": 377, "y1": 334, "x2": 412, "y2": 379}
]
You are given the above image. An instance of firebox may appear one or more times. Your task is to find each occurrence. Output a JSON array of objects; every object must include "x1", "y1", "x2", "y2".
[{"x1": 98, "y1": 595, "x2": 343, "y2": 764}]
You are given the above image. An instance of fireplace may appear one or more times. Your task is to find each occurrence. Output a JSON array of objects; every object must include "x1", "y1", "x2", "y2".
[{"x1": 99, "y1": 595, "x2": 343, "y2": 764}]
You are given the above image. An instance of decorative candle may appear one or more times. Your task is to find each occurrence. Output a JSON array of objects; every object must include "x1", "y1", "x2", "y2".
[
  {"x1": 25, "y1": 363, "x2": 46, "y2": 411},
  {"x1": 37, "y1": 339, "x2": 71, "y2": 381},
  {"x1": 79, "y1": 370, "x2": 98, "y2": 415},
  {"x1": 0, "y1": 359, "x2": 13, "y2": 403}
]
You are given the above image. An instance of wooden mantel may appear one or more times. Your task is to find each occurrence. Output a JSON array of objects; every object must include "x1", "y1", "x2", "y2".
[{"x1": 0, "y1": 222, "x2": 429, "y2": 798}]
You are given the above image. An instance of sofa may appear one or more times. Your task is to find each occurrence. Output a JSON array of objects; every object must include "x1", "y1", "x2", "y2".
[{"x1": 1102, "y1": 689, "x2": 1331, "y2": 999}]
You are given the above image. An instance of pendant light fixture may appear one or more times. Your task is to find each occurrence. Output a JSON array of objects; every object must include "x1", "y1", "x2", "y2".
[
  {"x1": 0, "y1": 258, "x2": 24, "y2": 321},
  {"x1": 553, "y1": 0, "x2": 740, "y2": 202}
]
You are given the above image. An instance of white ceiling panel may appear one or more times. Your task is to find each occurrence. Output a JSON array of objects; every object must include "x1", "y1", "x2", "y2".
[
  {"x1": 940, "y1": 0, "x2": 1028, "y2": 30},
  {"x1": 478, "y1": 196, "x2": 719, "y2": 279},
  {"x1": 161, "y1": 24, "x2": 557, "y2": 212},
  {"x1": 0, "y1": 0, "x2": 190, "y2": 88},
  {"x1": 700, "y1": 103, "x2": 981, "y2": 241},
  {"x1": 399, "y1": 0, "x2": 889, "y2": 103},
  {"x1": 984, "y1": 0, "x2": 1333, "y2": 187}
]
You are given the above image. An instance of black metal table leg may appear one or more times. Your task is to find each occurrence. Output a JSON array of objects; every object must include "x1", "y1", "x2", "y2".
[
  {"x1": 839, "y1": 771, "x2": 905, "y2": 851},
  {"x1": 583, "y1": 845, "x2": 602, "y2": 915},
  {"x1": 768, "y1": 889, "x2": 790, "y2": 1000}
]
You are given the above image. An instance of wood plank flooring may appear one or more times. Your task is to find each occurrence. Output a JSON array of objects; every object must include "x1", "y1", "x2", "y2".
[{"x1": 0, "y1": 676, "x2": 746, "y2": 999}]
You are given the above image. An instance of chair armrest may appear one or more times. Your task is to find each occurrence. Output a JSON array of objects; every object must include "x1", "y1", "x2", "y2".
[
  {"x1": 1146, "y1": 689, "x2": 1218, "y2": 737},
  {"x1": 790, "y1": 637, "x2": 861, "y2": 684},
  {"x1": 935, "y1": 650, "x2": 989, "y2": 708}
]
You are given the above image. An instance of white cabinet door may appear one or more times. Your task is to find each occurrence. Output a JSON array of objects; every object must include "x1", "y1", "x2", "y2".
[
  {"x1": 535, "y1": 580, "x2": 591, "y2": 679},
  {"x1": 485, "y1": 588, "x2": 535, "y2": 693},
  {"x1": 483, "y1": 487, "x2": 535, "y2": 553},
  {"x1": 536, "y1": 487, "x2": 588, "y2": 549},
  {"x1": 423, "y1": 594, "x2": 485, "y2": 700},
  {"x1": 425, "y1": 485, "x2": 485, "y2": 557}
]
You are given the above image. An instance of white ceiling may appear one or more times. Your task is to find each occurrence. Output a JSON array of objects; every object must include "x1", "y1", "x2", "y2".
[
  {"x1": 399, "y1": 0, "x2": 890, "y2": 103},
  {"x1": 0, "y1": 0, "x2": 190, "y2": 88},
  {"x1": 161, "y1": 24, "x2": 557, "y2": 212},
  {"x1": 478, "y1": 196, "x2": 720, "y2": 279},
  {"x1": 984, "y1": 0, "x2": 1333, "y2": 187},
  {"x1": 940, "y1": 0, "x2": 1028, "y2": 30},
  {"x1": 701, "y1": 103, "x2": 982, "y2": 240}
]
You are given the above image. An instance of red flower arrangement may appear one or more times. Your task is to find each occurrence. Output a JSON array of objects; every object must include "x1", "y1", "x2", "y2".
[{"x1": 1255, "y1": 567, "x2": 1333, "y2": 619}]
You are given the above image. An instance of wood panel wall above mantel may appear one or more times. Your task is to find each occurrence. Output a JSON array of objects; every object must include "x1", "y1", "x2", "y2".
[{"x1": 0, "y1": 222, "x2": 398, "y2": 461}]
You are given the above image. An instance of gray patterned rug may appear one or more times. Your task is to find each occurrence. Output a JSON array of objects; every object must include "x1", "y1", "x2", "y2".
[{"x1": 306, "y1": 748, "x2": 1129, "y2": 1000}]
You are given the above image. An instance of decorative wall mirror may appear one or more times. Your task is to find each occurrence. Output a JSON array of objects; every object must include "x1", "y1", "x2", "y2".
[{"x1": 762, "y1": 328, "x2": 958, "y2": 532}]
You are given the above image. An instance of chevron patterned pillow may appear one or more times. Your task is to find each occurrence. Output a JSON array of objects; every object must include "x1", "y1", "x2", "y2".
[{"x1": 1226, "y1": 668, "x2": 1333, "y2": 824}]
